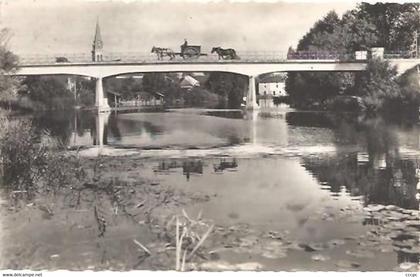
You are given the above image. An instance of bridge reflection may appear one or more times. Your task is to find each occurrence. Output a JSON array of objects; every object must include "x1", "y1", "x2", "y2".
[{"x1": 73, "y1": 110, "x2": 270, "y2": 150}]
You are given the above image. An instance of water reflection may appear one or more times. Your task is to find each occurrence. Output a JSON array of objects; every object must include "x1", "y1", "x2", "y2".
[
  {"x1": 2, "y1": 108, "x2": 420, "y2": 270},
  {"x1": 31, "y1": 109, "x2": 291, "y2": 149},
  {"x1": 154, "y1": 159, "x2": 204, "y2": 181},
  {"x1": 154, "y1": 157, "x2": 239, "y2": 179},
  {"x1": 183, "y1": 160, "x2": 203, "y2": 181},
  {"x1": 25, "y1": 109, "x2": 420, "y2": 211},
  {"x1": 93, "y1": 112, "x2": 110, "y2": 147},
  {"x1": 303, "y1": 153, "x2": 419, "y2": 210},
  {"x1": 213, "y1": 158, "x2": 238, "y2": 172}
]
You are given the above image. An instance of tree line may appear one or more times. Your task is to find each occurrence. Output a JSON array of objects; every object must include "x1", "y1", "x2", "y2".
[
  {"x1": 286, "y1": 2, "x2": 420, "y2": 115},
  {"x1": 107, "y1": 72, "x2": 247, "y2": 109}
]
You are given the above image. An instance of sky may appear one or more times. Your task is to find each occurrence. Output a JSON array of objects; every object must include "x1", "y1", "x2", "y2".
[{"x1": 0, "y1": 0, "x2": 358, "y2": 55}]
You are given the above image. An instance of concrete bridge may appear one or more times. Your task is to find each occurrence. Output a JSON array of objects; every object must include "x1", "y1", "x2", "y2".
[{"x1": 12, "y1": 54, "x2": 420, "y2": 111}]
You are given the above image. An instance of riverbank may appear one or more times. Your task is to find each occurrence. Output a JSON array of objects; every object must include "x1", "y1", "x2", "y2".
[
  {"x1": 0, "y1": 153, "x2": 212, "y2": 270},
  {"x1": 1, "y1": 151, "x2": 419, "y2": 271}
]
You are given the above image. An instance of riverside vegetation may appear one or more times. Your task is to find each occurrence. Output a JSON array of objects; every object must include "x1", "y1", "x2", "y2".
[{"x1": 286, "y1": 2, "x2": 420, "y2": 116}]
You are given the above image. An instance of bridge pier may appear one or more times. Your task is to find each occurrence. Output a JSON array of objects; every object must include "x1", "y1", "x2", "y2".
[
  {"x1": 95, "y1": 77, "x2": 110, "y2": 112},
  {"x1": 246, "y1": 76, "x2": 259, "y2": 110}
]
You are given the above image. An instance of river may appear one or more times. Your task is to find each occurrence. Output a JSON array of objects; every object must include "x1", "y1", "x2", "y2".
[{"x1": 0, "y1": 107, "x2": 419, "y2": 271}]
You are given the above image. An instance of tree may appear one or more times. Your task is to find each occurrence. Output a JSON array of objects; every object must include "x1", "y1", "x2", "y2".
[
  {"x1": 339, "y1": 10, "x2": 379, "y2": 52},
  {"x1": 297, "y1": 11, "x2": 341, "y2": 51},
  {"x1": 0, "y1": 28, "x2": 20, "y2": 111},
  {"x1": 287, "y1": 46, "x2": 295, "y2": 59},
  {"x1": 75, "y1": 78, "x2": 95, "y2": 107},
  {"x1": 397, "y1": 66, "x2": 420, "y2": 115},
  {"x1": 354, "y1": 58, "x2": 400, "y2": 113},
  {"x1": 206, "y1": 72, "x2": 247, "y2": 109},
  {"x1": 142, "y1": 73, "x2": 167, "y2": 94},
  {"x1": 184, "y1": 87, "x2": 220, "y2": 108},
  {"x1": 286, "y1": 3, "x2": 420, "y2": 113},
  {"x1": 20, "y1": 76, "x2": 75, "y2": 110},
  {"x1": 105, "y1": 76, "x2": 142, "y2": 100},
  {"x1": 357, "y1": 3, "x2": 420, "y2": 50}
]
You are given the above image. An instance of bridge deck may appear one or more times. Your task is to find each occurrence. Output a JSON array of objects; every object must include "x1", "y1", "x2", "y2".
[
  {"x1": 13, "y1": 51, "x2": 420, "y2": 77},
  {"x1": 19, "y1": 59, "x2": 365, "y2": 67}
]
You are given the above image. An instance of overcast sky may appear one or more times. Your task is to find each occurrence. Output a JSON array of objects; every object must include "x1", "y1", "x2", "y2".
[{"x1": 1, "y1": 0, "x2": 357, "y2": 55}]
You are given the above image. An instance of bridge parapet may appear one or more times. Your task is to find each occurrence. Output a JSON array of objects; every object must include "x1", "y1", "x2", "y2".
[
  {"x1": 18, "y1": 49, "x2": 420, "y2": 66},
  {"x1": 383, "y1": 50, "x2": 418, "y2": 59},
  {"x1": 18, "y1": 51, "x2": 366, "y2": 66},
  {"x1": 19, "y1": 51, "x2": 291, "y2": 65}
]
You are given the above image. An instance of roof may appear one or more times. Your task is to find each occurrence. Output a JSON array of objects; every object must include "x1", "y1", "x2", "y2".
[
  {"x1": 107, "y1": 91, "x2": 122, "y2": 96},
  {"x1": 180, "y1": 75, "x2": 200, "y2": 88},
  {"x1": 137, "y1": 91, "x2": 164, "y2": 99}
]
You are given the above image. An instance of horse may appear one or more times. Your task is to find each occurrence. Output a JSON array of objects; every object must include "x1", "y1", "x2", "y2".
[
  {"x1": 211, "y1": 47, "x2": 240, "y2": 60},
  {"x1": 151, "y1": 46, "x2": 176, "y2": 60}
]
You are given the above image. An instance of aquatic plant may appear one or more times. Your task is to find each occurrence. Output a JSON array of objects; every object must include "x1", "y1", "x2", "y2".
[{"x1": 166, "y1": 209, "x2": 214, "y2": 271}]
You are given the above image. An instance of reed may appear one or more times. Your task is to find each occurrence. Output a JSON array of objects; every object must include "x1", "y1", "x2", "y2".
[{"x1": 173, "y1": 209, "x2": 214, "y2": 271}]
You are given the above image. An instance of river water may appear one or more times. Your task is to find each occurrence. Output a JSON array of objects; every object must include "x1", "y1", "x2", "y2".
[{"x1": 1, "y1": 107, "x2": 419, "y2": 271}]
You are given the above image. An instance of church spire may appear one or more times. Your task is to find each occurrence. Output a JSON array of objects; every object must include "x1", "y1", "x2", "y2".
[
  {"x1": 93, "y1": 18, "x2": 103, "y2": 50},
  {"x1": 92, "y1": 18, "x2": 103, "y2": 62}
]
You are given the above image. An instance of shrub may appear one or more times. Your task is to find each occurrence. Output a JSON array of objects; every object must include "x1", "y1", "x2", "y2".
[
  {"x1": 0, "y1": 117, "x2": 84, "y2": 200},
  {"x1": 0, "y1": 118, "x2": 47, "y2": 196}
]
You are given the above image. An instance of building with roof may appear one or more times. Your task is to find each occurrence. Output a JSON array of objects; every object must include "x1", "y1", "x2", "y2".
[{"x1": 180, "y1": 75, "x2": 200, "y2": 90}]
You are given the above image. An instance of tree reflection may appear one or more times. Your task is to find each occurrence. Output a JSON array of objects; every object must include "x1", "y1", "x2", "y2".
[
  {"x1": 301, "y1": 116, "x2": 419, "y2": 210},
  {"x1": 29, "y1": 110, "x2": 127, "y2": 148},
  {"x1": 31, "y1": 111, "x2": 74, "y2": 145}
]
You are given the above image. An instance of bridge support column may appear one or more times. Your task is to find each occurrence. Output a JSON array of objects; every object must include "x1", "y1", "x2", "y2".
[
  {"x1": 95, "y1": 77, "x2": 110, "y2": 112},
  {"x1": 246, "y1": 76, "x2": 259, "y2": 110}
]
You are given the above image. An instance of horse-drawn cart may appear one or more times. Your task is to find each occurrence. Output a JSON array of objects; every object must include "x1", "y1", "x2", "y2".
[
  {"x1": 152, "y1": 40, "x2": 207, "y2": 60},
  {"x1": 178, "y1": 43, "x2": 207, "y2": 59}
]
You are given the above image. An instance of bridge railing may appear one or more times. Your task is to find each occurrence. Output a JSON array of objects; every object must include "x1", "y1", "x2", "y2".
[
  {"x1": 18, "y1": 49, "x2": 420, "y2": 66},
  {"x1": 286, "y1": 51, "x2": 354, "y2": 61},
  {"x1": 23, "y1": 50, "x2": 416, "y2": 65},
  {"x1": 17, "y1": 51, "x2": 292, "y2": 65},
  {"x1": 19, "y1": 53, "x2": 92, "y2": 64},
  {"x1": 18, "y1": 51, "x2": 359, "y2": 65},
  {"x1": 383, "y1": 50, "x2": 417, "y2": 59}
]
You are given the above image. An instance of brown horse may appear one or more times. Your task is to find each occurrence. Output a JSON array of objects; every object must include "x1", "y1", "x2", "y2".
[
  {"x1": 151, "y1": 46, "x2": 176, "y2": 60},
  {"x1": 211, "y1": 47, "x2": 240, "y2": 60}
]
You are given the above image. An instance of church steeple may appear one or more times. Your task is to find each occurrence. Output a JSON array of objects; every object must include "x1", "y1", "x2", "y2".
[{"x1": 92, "y1": 18, "x2": 104, "y2": 62}]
